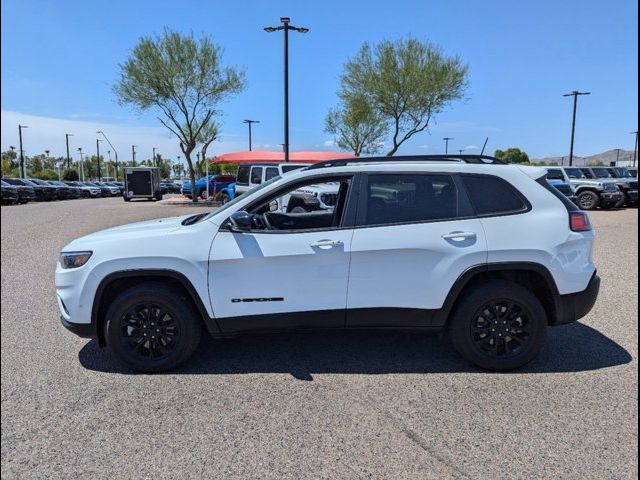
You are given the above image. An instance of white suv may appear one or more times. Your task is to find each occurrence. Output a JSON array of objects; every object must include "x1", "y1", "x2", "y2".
[{"x1": 56, "y1": 155, "x2": 600, "y2": 372}]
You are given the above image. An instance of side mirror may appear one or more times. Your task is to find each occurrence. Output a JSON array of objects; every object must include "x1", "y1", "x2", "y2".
[{"x1": 228, "y1": 210, "x2": 252, "y2": 232}]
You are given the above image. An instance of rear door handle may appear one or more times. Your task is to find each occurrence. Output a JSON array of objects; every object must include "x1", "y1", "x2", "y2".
[
  {"x1": 310, "y1": 239, "x2": 344, "y2": 249},
  {"x1": 442, "y1": 231, "x2": 477, "y2": 242}
]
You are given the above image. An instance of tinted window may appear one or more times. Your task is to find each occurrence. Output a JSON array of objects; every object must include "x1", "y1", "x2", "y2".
[
  {"x1": 546, "y1": 169, "x2": 564, "y2": 180},
  {"x1": 580, "y1": 168, "x2": 595, "y2": 179},
  {"x1": 564, "y1": 168, "x2": 584, "y2": 179},
  {"x1": 236, "y1": 166, "x2": 250, "y2": 185},
  {"x1": 462, "y1": 175, "x2": 527, "y2": 216},
  {"x1": 265, "y1": 167, "x2": 279, "y2": 181},
  {"x1": 591, "y1": 168, "x2": 611, "y2": 178},
  {"x1": 250, "y1": 167, "x2": 263, "y2": 185},
  {"x1": 363, "y1": 174, "x2": 458, "y2": 226}
]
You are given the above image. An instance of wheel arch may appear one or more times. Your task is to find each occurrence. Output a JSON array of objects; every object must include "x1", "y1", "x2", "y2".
[
  {"x1": 436, "y1": 262, "x2": 561, "y2": 327},
  {"x1": 92, "y1": 269, "x2": 220, "y2": 347}
]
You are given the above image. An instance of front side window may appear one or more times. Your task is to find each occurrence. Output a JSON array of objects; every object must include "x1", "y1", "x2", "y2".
[
  {"x1": 236, "y1": 166, "x2": 250, "y2": 185},
  {"x1": 361, "y1": 174, "x2": 458, "y2": 226},
  {"x1": 265, "y1": 167, "x2": 279, "y2": 181},
  {"x1": 564, "y1": 168, "x2": 584, "y2": 179},
  {"x1": 461, "y1": 175, "x2": 528, "y2": 216},
  {"x1": 591, "y1": 167, "x2": 612, "y2": 178},
  {"x1": 580, "y1": 168, "x2": 595, "y2": 179},
  {"x1": 250, "y1": 166, "x2": 263, "y2": 185}
]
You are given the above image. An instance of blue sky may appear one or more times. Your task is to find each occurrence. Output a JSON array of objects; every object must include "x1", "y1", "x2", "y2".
[{"x1": 1, "y1": 0, "x2": 638, "y2": 162}]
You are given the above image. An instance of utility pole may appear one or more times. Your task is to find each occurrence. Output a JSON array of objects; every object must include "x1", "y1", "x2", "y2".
[
  {"x1": 563, "y1": 90, "x2": 591, "y2": 166},
  {"x1": 152, "y1": 147, "x2": 158, "y2": 167},
  {"x1": 96, "y1": 138, "x2": 102, "y2": 180},
  {"x1": 443, "y1": 137, "x2": 453, "y2": 155},
  {"x1": 97, "y1": 131, "x2": 119, "y2": 180},
  {"x1": 18, "y1": 125, "x2": 28, "y2": 178},
  {"x1": 65, "y1": 133, "x2": 73, "y2": 169},
  {"x1": 132, "y1": 145, "x2": 137, "y2": 166},
  {"x1": 631, "y1": 131, "x2": 638, "y2": 168}
]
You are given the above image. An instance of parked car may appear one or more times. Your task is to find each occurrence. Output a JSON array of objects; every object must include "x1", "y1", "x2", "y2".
[
  {"x1": 57, "y1": 155, "x2": 599, "y2": 373},
  {"x1": 160, "y1": 182, "x2": 181, "y2": 194},
  {"x1": 583, "y1": 167, "x2": 638, "y2": 207},
  {"x1": 65, "y1": 181, "x2": 101, "y2": 198},
  {"x1": 214, "y1": 182, "x2": 236, "y2": 204},
  {"x1": 3, "y1": 178, "x2": 57, "y2": 201},
  {"x1": 181, "y1": 174, "x2": 237, "y2": 200},
  {"x1": 547, "y1": 178, "x2": 577, "y2": 204},
  {"x1": 628, "y1": 168, "x2": 637, "y2": 177},
  {"x1": 546, "y1": 167, "x2": 622, "y2": 210},
  {"x1": 95, "y1": 181, "x2": 121, "y2": 197},
  {"x1": 28, "y1": 178, "x2": 66, "y2": 200},
  {"x1": 1, "y1": 180, "x2": 19, "y2": 205},
  {"x1": 46, "y1": 180, "x2": 81, "y2": 200}
]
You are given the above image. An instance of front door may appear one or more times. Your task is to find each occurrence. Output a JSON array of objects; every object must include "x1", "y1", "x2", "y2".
[{"x1": 209, "y1": 175, "x2": 356, "y2": 333}]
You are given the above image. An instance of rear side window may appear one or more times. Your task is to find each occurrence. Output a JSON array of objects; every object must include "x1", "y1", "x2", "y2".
[
  {"x1": 236, "y1": 166, "x2": 250, "y2": 185},
  {"x1": 250, "y1": 167, "x2": 263, "y2": 184},
  {"x1": 265, "y1": 167, "x2": 279, "y2": 181},
  {"x1": 547, "y1": 169, "x2": 564, "y2": 180},
  {"x1": 282, "y1": 165, "x2": 306, "y2": 174},
  {"x1": 461, "y1": 175, "x2": 528, "y2": 216},
  {"x1": 361, "y1": 174, "x2": 458, "y2": 226}
]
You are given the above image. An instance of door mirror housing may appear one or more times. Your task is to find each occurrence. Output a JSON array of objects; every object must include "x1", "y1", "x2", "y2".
[{"x1": 228, "y1": 211, "x2": 252, "y2": 231}]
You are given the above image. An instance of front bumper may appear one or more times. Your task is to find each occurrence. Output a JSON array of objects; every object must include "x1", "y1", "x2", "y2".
[
  {"x1": 624, "y1": 190, "x2": 638, "y2": 204},
  {"x1": 553, "y1": 272, "x2": 600, "y2": 325},
  {"x1": 60, "y1": 316, "x2": 96, "y2": 339},
  {"x1": 600, "y1": 191, "x2": 622, "y2": 205}
]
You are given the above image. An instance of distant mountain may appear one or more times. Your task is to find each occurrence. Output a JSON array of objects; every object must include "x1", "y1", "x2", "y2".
[{"x1": 532, "y1": 149, "x2": 637, "y2": 167}]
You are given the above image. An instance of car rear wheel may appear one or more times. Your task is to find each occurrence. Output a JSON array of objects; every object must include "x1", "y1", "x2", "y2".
[
  {"x1": 615, "y1": 192, "x2": 627, "y2": 208},
  {"x1": 448, "y1": 280, "x2": 547, "y2": 370},
  {"x1": 577, "y1": 191, "x2": 600, "y2": 210},
  {"x1": 104, "y1": 284, "x2": 202, "y2": 372}
]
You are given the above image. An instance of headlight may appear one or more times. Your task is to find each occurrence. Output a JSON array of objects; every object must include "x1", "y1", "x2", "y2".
[{"x1": 59, "y1": 251, "x2": 92, "y2": 269}]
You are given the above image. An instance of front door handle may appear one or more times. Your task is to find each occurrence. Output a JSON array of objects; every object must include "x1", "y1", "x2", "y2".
[
  {"x1": 310, "y1": 239, "x2": 344, "y2": 249},
  {"x1": 442, "y1": 231, "x2": 477, "y2": 242}
]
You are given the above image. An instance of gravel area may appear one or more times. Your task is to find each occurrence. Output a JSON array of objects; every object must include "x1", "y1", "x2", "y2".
[{"x1": 1, "y1": 198, "x2": 637, "y2": 479}]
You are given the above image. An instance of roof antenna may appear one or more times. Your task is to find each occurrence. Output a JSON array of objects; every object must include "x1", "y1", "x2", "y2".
[{"x1": 480, "y1": 137, "x2": 489, "y2": 155}]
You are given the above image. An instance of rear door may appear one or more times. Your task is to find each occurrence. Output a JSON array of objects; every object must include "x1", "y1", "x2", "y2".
[{"x1": 346, "y1": 173, "x2": 487, "y2": 327}]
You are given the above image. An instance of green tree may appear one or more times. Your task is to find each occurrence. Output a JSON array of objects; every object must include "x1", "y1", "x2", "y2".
[
  {"x1": 338, "y1": 38, "x2": 468, "y2": 156},
  {"x1": 63, "y1": 169, "x2": 79, "y2": 181},
  {"x1": 494, "y1": 148, "x2": 530, "y2": 164},
  {"x1": 325, "y1": 95, "x2": 387, "y2": 156},
  {"x1": 113, "y1": 28, "x2": 245, "y2": 201},
  {"x1": 196, "y1": 121, "x2": 220, "y2": 177}
]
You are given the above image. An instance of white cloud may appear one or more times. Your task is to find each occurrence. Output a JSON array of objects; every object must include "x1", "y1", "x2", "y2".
[
  {"x1": 0, "y1": 110, "x2": 248, "y2": 161},
  {"x1": 418, "y1": 144, "x2": 429, "y2": 149},
  {"x1": 464, "y1": 145, "x2": 479, "y2": 150},
  {"x1": 322, "y1": 139, "x2": 336, "y2": 147}
]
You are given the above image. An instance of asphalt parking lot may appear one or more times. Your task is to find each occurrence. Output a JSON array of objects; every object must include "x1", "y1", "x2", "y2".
[{"x1": 1, "y1": 198, "x2": 637, "y2": 479}]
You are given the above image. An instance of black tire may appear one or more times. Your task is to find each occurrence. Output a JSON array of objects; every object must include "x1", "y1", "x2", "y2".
[
  {"x1": 577, "y1": 191, "x2": 600, "y2": 210},
  {"x1": 104, "y1": 283, "x2": 202, "y2": 373},
  {"x1": 448, "y1": 280, "x2": 547, "y2": 371},
  {"x1": 123, "y1": 196, "x2": 131, "y2": 202},
  {"x1": 615, "y1": 192, "x2": 627, "y2": 208},
  {"x1": 216, "y1": 191, "x2": 230, "y2": 204},
  {"x1": 200, "y1": 189, "x2": 209, "y2": 200}
]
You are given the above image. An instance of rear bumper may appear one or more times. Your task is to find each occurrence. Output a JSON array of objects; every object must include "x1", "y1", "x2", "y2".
[{"x1": 553, "y1": 272, "x2": 600, "y2": 325}]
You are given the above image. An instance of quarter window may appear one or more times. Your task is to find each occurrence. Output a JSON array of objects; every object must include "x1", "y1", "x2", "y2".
[
  {"x1": 461, "y1": 175, "x2": 527, "y2": 216},
  {"x1": 362, "y1": 174, "x2": 458, "y2": 226},
  {"x1": 265, "y1": 167, "x2": 279, "y2": 181}
]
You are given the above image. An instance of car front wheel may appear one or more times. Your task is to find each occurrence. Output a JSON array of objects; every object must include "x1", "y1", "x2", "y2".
[
  {"x1": 104, "y1": 284, "x2": 202, "y2": 372},
  {"x1": 577, "y1": 191, "x2": 600, "y2": 210},
  {"x1": 448, "y1": 280, "x2": 547, "y2": 370}
]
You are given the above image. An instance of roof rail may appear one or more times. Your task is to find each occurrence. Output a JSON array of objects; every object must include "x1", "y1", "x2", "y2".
[{"x1": 305, "y1": 154, "x2": 506, "y2": 170}]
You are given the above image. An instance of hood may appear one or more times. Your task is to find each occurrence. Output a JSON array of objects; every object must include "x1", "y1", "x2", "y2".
[{"x1": 63, "y1": 214, "x2": 195, "y2": 250}]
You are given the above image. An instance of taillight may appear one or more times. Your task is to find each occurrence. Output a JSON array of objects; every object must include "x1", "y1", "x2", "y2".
[{"x1": 570, "y1": 212, "x2": 592, "y2": 232}]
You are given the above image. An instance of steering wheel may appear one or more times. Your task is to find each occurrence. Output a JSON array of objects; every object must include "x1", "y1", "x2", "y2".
[{"x1": 261, "y1": 212, "x2": 273, "y2": 230}]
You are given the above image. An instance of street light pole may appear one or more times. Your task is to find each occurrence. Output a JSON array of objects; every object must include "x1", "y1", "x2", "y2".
[
  {"x1": 631, "y1": 131, "x2": 638, "y2": 168},
  {"x1": 243, "y1": 119, "x2": 260, "y2": 151},
  {"x1": 443, "y1": 137, "x2": 453, "y2": 155},
  {"x1": 265, "y1": 17, "x2": 309, "y2": 162},
  {"x1": 18, "y1": 125, "x2": 28, "y2": 178},
  {"x1": 65, "y1": 133, "x2": 73, "y2": 170},
  {"x1": 132, "y1": 145, "x2": 137, "y2": 166},
  {"x1": 78, "y1": 147, "x2": 85, "y2": 181},
  {"x1": 152, "y1": 147, "x2": 157, "y2": 167},
  {"x1": 615, "y1": 148, "x2": 621, "y2": 167},
  {"x1": 97, "y1": 131, "x2": 119, "y2": 180},
  {"x1": 563, "y1": 90, "x2": 591, "y2": 166}
]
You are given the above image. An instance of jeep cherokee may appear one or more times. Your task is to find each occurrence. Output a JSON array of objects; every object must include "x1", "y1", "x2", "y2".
[{"x1": 56, "y1": 155, "x2": 600, "y2": 372}]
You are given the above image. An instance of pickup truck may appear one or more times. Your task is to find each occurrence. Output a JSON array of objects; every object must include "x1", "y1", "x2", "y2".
[{"x1": 181, "y1": 174, "x2": 236, "y2": 200}]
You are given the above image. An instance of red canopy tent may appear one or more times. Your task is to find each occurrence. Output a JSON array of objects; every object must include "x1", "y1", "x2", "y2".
[{"x1": 211, "y1": 150, "x2": 356, "y2": 164}]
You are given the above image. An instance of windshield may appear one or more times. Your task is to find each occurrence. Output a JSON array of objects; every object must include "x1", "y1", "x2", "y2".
[
  {"x1": 591, "y1": 167, "x2": 612, "y2": 178},
  {"x1": 198, "y1": 175, "x2": 283, "y2": 223},
  {"x1": 546, "y1": 169, "x2": 564, "y2": 180},
  {"x1": 564, "y1": 168, "x2": 584, "y2": 179},
  {"x1": 614, "y1": 167, "x2": 633, "y2": 178}
]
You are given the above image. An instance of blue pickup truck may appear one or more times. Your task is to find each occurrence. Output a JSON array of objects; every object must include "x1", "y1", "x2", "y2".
[{"x1": 181, "y1": 174, "x2": 236, "y2": 200}]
